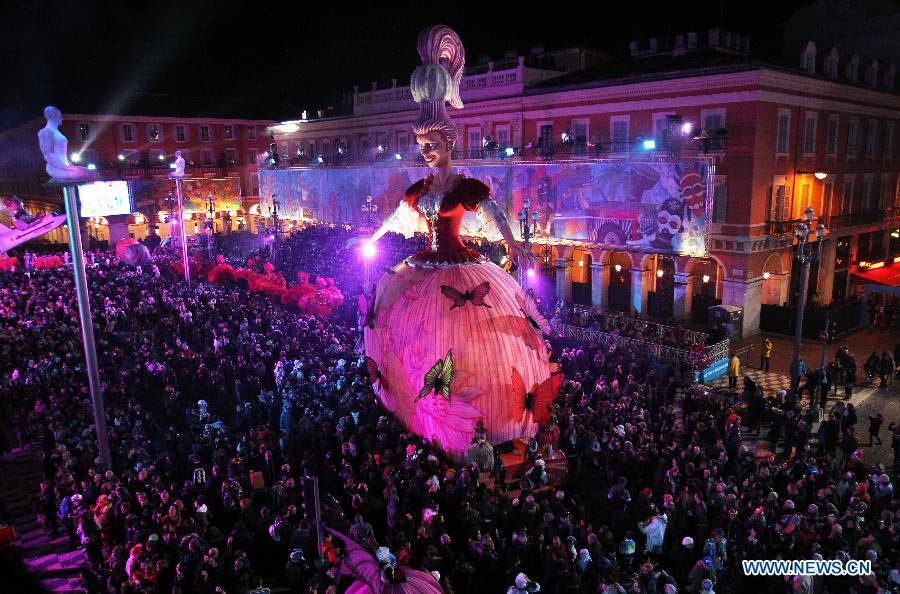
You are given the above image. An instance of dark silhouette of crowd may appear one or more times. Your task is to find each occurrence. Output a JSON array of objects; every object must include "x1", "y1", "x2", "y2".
[{"x1": 0, "y1": 228, "x2": 898, "y2": 594}]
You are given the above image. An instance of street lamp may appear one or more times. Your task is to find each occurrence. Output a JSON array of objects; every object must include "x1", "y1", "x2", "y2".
[
  {"x1": 790, "y1": 206, "x2": 827, "y2": 393},
  {"x1": 206, "y1": 192, "x2": 216, "y2": 259},
  {"x1": 361, "y1": 195, "x2": 378, "y2": 233},
  {"x1": 518, "y1": 199, "x2": 538, "y2": 287}
]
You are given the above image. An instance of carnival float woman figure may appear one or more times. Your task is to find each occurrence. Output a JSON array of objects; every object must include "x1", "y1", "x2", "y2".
[{"x1": 351, "y1": 25, "x2": 556, "y2": 459}]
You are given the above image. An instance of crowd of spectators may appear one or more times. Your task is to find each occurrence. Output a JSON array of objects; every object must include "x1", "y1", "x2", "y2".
[{"x1": 0, "y1": 227, "x2": 898, "y2": 594}]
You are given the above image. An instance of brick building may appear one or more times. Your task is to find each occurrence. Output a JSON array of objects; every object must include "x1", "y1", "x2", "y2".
[
  {"x1": 0, "y1": 101, "x2": 275, "y2": 244},
  {"x1": 269, "y1": 27, "x2": 900, "y2": 336}
]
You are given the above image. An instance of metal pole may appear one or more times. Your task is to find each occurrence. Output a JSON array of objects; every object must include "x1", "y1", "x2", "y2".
[
  {"x1": 791, "y1": 244, "x2": 811, "y2": 393},
  {"x1": 312, "y1": 476, "x2": 323, "y2": 564},
  {"x1": 174, "y1": 177, "x2": 191, "y2": 288},
  {"x1": 62, "y1": 185, "x2": 112, "y2": 468}
]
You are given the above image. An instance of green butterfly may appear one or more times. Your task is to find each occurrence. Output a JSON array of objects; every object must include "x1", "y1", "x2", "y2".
[{"x1": 415, "y1": 349, "x2": 453, "y2": 404}]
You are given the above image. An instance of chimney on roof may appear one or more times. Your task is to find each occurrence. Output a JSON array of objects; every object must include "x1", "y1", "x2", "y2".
[
  {"x1": 371, "y1": 81, "x2": 377, "y2": 91},
  {"x1": 629, "y1": 40, "x2": 640, "y2": 56},
  {"x1": 391, "y1": 78, "x2": 397, "y2": 88},
  {"x1": 518, "y1": 55, "x2": 525, "y2": 67},
  {"x1": 353, "y1": 85, "x2": 359, "y2": 94}
]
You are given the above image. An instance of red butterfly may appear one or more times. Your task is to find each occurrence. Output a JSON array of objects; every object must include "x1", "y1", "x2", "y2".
[
  {"x1": 364, "y1": 356, "x2": 382, "y2": 385},
  {"x1": 510, "y1": 368, "x2": 563, "y2": 426},
  {"x1": 440, "y1": 282, "x2": 492, "y2": 310}
]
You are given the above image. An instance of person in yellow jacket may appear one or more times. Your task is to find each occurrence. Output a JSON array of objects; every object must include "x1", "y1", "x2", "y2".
[
  {"x1": 727, "y1": 354, "x2": 740, "y2": 389},
  {"x1": 760, "y1": 337, "x2": 773, "y2": 372}
]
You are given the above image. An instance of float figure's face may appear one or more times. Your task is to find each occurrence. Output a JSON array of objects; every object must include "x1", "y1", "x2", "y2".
[{"x1": 416, "y1": 132, "x2": 450, "y2": 169}]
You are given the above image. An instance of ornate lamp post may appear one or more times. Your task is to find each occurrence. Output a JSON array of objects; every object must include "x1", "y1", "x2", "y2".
[
  {"x1": 518, "y1": 199, "x2": 538, "y2": 288},
  {"x1": 790, "y1": 206, "x2": 827, "y2": 393},
  {"x1": 206, "y1": 192, "x2": 216, "y2": 259},
  {"x1": 361, "y1": 195, "x2": 378, "y2": 233}
]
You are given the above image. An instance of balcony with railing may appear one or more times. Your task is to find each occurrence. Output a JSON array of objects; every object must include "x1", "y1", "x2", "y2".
[
  {"x1": 767, "y1": 208, "x2": 899, "y2": 237},
  {"x1": 352, "y1": 57, "x2": 563, "y2": 116},
  {"x1": 277, "y1": 137, "x2": 723, "y2": 167}
]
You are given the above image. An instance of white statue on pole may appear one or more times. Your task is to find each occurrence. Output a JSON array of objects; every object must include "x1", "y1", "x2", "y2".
[
  {"x1": 172, "y1": 150, "x2": 186, "y2": 177},
  {"x1": 37, "y1": 106, "x2": 91, "y2": 183}
]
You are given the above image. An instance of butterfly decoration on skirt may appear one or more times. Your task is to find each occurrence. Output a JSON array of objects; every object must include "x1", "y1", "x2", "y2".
[
  {"x1": 440, "y1": 282, "x2": 492, "y2": 310},
  {"x1": 517, "y1": 292, "x2": 551, "y2": 336},
  {"x1": 357, "y1": 287, "x2": 376, "y2": 329},
  {"x1": 363, "y1": 356, "x2": 382, "y2": 386},
  {"x1": 510, "y1": 368, "x2": 563, "y2": 426},
  {"x1": 415, "y1": 349, "x2": 453, "y2": 404}
]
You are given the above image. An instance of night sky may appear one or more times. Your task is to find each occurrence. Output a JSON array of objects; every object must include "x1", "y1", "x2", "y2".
[{"x1": 0, "y1": 0, "x2": 812, "y2": 131}]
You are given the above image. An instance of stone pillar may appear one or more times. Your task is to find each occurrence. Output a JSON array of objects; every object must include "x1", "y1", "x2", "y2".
[
  {"x1": 555, "y1": 258, "x2": 573, "y2": 302},
  {"x1": 629, "y1": 265, "x2": 651, "y2": 315},
  {"x1": 590, "y1": 262, "x2": 609, "y2": 309},
  {"x1": 106, "y1": 214, "x2": 130, "y2": 246},
  {"x1": 673, "y1": 272, "x2": 694, "y2": 320},
  {"x1": 817, "y1": 238, "x2": 836, "y2": 306},
  {"x1": 722, "y1": 278, "x2": 763, "y2": 337}
]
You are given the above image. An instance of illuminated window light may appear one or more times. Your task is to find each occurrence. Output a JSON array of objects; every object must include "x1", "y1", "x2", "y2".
[
  {"x1": 642, "y1": 139, "x2": 657, "y2": 150},
  {"x1": 702, "y1": 274, "x2": 710, "y2": 283},
  {"x1": 763, "y1": 271, "x2": 770, "y2": 280}
]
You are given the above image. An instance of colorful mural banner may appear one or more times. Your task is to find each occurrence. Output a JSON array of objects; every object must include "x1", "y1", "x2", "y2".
[
  {"x1": 130, "y1": 177, "x2": 243, "y2": 214},
  {"x1": 259, "y1": 160, "x2": 712, "y2": 256}
]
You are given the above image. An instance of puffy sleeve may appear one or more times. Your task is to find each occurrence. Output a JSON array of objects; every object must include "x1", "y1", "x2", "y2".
[
  {"x1": 381, "y1": 201, "x2": 425, "y2": 239},
  {"x1": 458, "y1": 178, "x2": 490, "y2": 212}
]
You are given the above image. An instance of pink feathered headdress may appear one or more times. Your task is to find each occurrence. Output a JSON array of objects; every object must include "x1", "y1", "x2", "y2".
[{"x1": 410, "y1": 25, "x2": 465, "y2": 149}]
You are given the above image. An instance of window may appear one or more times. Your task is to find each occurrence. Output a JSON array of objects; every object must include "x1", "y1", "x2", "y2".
[
  {"x1": 879, "y1": 175, "x2": 892, "y2": 209},
  {"x1": 467, "y1": 127, "x2": 481, "y2": 153},
  {"x1": 826, "y1": 116, "x2": 839, "y2": 155},
  {"x1": 713, "y1": 184, "x2": 727, "y2": 223},
  {"x1": 199, "y1": 125, "x2": 211, "y2": 142},
  {"x1": 701, "y1": 109, "x2": 725, "y2": 133},
  {"x1": 396, "y1": 133, "x2": 409, "y2": 155},
  {"x1": 223, "y1": 125, "x2": 234, "y2": 140},
  {"x1": 247, "y1": 126, "x2": 257, "y2": 140},
  {"x1": 610, "y1": 116, "x2": 629, "y2": 151},
  {"x1": 175, "y1": 125, "x2": 187, "y2": 142},
  {"x1": 862, "y1": 178, "x2": 874, "y2": 211},
  {"x1": 885, "y1": 121, "x2": 895, "y2": 158},
  {"x1": 846, "y1": 119, "x2": 859, "y2": 155},
  {"x1": 652, "y1": 112, "x2": 675, "y2": 141},
  {"x1": 842, "y1": 179, "x2": 855, "y2": 214},
  {"x1": 803, "y1": 112, "x2": 817, "y2": 154},
  {"x1": 495, "y1": 125, "x2": 511, "y2": 147},
  {"x1": 81, "y1": 149, "x2": 98, "y2": 167},
  {"x1": 281, "y1": 143, "x2": 288, "y2": 159},
  {"x1": 321, "y1": 141, "x2": 330, "y2": 157},
  {"x1": 776, "y1": 109, "x2": 790, "y2": 154},
  {"x1": 799, "y1": 183, "x2": 811, "y2": 212},
  {"x1": 248, "y1": 149, "x2": 258, "y2": 165},
  {"x1": 202, "y1": 149, "x2": 214, "y2": 165},
  {"x1": 224, "y1": 148, "x2": 237, "y2": 164},
  {"x1": 571, "y1": 119, "x2": 589, "y2": 152},
  {"x1": 121, "y1": 123, "x2": 135, "y2": 142},
  {"x1": 865, "y1": 120, "x2": 878, "y2": 157},
  {"x1": 78, "y1": 122, "x2": 90, "y2": 142},
  {"x1": 147, "y1": 124, "x2": 162, "y2": 142},
  {"x1": 823, "y1": 181, "x2": 834, "y2": 216}
]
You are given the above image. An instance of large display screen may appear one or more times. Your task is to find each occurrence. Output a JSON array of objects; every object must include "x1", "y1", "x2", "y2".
[
  {"x1": 259, "y1": 160, "x2": 713, "y2": 257},
  {"x1": 78, "y1": 180, "x2": 133, "y2": 218}
]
